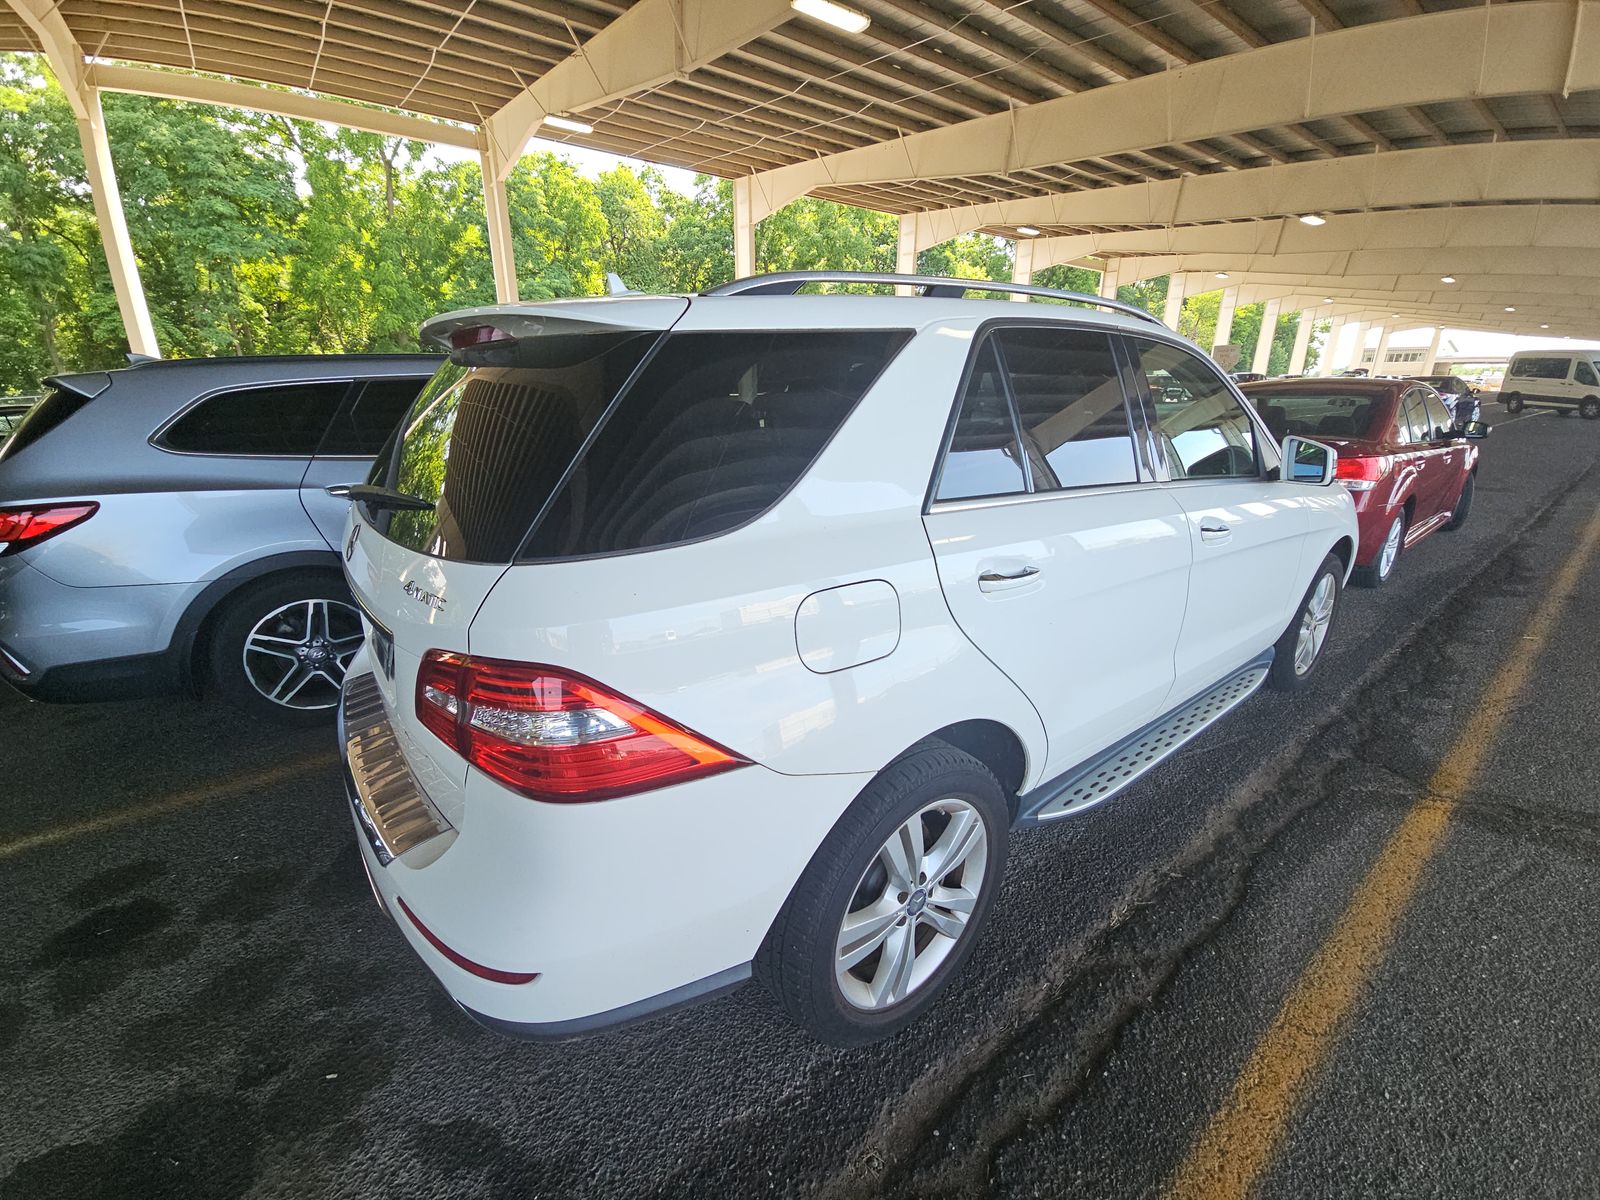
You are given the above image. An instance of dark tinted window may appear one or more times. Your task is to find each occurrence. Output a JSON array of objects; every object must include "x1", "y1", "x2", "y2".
[
  {"x1": 0, "y1": 384, "x2": 95, "y2": 463},
  {"x1": 318, "y1": 376, "x2": 430, "y2": 456},
  {"x1": 1576, "y1": 361, "x2": 1598, "y2": 388},
  {"x1": 1511, "y1": 357, "x2": 1569, "y2": 380},
  {"x1": 380, "y1": 333, "x2": 658, "y2": 562},
  {"x1": 160, "y1": 381, "x2": 350, "y2": 456},
  {"x1": 935, "y1": 342, "x2": 1026, "y2": 501},
  {"x1": 1249, "y1": 390, "x2": 1384, "y2": 440},
  {"x1": 1125, "y1": 338, "x2": 1258, "y2": 478},
  {"x1": 521, "y1": 329, "x2": 909, "y2": 560},
  {"x1": 996, "y1": 328, "x2": 1138, "y2": 490}
]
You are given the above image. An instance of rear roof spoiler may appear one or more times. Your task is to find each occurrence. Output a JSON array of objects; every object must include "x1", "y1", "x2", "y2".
[{"x1": 420, "y1": 297, "x2": 691, "y2": 351}]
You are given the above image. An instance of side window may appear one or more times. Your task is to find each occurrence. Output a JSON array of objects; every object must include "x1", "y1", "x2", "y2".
[
  {"x1": 1397, "y1": 393, "x2": 1429, "y2": 443},
  {"x1": 934, "y1": 341, "x2": 1027, "y2": 501},
  {"x1": 1576, "y1": 361, "x2": 1598, "y2": 388},
  {"x1": 318, "y1": 376, "x2": 430, "y2": 456},
  {"x1": 159, "y1": 381, "x2": 352, "y2": 456},
  {"x1": 1123, "y1": 337, "x2": 1258, "y2": 479},
  {"x1": 1422, "y1": 391, "x2": 1453, "y2": 439},
  {"x1": 993, "y1": 327, "x2": 1139, "y2": 490}
]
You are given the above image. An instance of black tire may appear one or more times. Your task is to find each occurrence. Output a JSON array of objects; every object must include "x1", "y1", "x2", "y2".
[
  {"x1": 756, "y1": 741, "x2": 1010, "y2": 1047},
  {"x1": 206, "y1": 570, "x2": 362, "y2": 726},
  {"x1": 1504, "y1": 394, "x2": 1524, "y2": 414},
  {"x1": 1444, "y1": 473, "x2": 1474, "y2": 531},
  {"x1": 1353, "y1": 510, "x2": 1406, "y2": 589},
  {"x1": 1581, "y1": 398, "x2": 1600, "y2": 420},
  {"x1": 1268, "y1": 553, "x2": 1343, "y2": 691}
]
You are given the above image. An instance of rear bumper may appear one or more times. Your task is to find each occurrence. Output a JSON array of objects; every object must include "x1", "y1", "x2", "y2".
[
  {"x1": 0, "y1": 558, "x2": 195, "y2": 701},
  {"x1": 338, "y1": 663, "x2": 873, "y2": 1037}
]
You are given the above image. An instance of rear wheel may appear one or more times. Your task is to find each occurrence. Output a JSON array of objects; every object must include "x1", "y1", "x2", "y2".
[
  {"x1": 1268, "y1": 553, "x2": 1342, "y2": 691},
  {"x1": 1444, "y1": 473, "x2": 1475, "y2": 531},
  {"x1": 1504, "y1": 394, "x2": 1524, "y2": 414},
  {"x1": 1581, "y1": 398, "x2": 1600, "y2": 420},
  {"x1": 756, "y1": 742, "x2": 1008, "y2": 1046},
  {"x1": 1354, "y1": 511, "x2": 1406, "y2": 588},
  {"x1": 207, "y1": 571, "x2": 364, "y2": 725}
]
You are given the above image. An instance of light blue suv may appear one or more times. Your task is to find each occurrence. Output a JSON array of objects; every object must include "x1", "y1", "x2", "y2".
[{"x1": 0, "y1": 355, "x2": 437, "y2": 722}]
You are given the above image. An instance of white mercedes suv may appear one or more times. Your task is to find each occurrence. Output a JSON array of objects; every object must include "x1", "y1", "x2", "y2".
[{"x1": 338, "y1": 273, "x2": 1357, "y2": 1046}]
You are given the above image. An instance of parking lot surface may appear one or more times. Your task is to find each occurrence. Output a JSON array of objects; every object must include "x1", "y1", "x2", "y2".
[{"x1": 3, "y1": 409, "x2": 1597, "y2": 1200}]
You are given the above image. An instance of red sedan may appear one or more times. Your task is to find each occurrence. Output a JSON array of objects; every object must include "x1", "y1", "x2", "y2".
[{"x1": 1243, "y1": 378, "x2": 1487, "y2": 587}]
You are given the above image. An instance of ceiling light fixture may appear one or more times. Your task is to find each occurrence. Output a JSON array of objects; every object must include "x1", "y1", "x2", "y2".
[
  {"x1": 1323, "y1": 297, "x2": 1334, "y2": 303},
  {"x1": 790, "y1": 0, "x2": 871, "y2": 33},
  {"x1": 1298, "y1": 214, "x2": 1327, "y2": 226},
  {"x1": 1541, "y1": 323, "x2": 1550, "y2": 329},
  {"x1": 1504, "y1": 306, "x2": 1516, "y2": 312},
  {"x1": 1440, "y1": 275, "x2": 1456, "y2": 284},
  {"x1": 542, "y1": 113, "x2": 593, "y2": 135},
  {"x1": 1015, "y1": 225, "x2": 1041, "y2": 237},
  {"x1": 1215, "y1": 272, "x2": 1230, "y2": 280}
]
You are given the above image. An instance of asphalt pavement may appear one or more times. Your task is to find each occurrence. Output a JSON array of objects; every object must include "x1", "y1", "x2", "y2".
[{"x1": 2, "y1": 407, "x2": 1597, "y2": 1200}]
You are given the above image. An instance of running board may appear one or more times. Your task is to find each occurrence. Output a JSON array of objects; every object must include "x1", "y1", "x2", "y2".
[{"x1": 1016, "y1": 654, "x2": 1273, "y2": 827}]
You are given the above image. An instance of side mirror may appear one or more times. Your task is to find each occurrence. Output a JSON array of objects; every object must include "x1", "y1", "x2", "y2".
[
  {"x1": 1455, "y1": 419, "x2": 1490, "y2": 440},
  {"x1": 1282, "y1": 435, "x2": 1338, "y2": 486}
]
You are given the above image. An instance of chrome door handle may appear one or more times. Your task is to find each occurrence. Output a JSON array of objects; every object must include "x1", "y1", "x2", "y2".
[
  {"x1": 325, "y1": 484, "x2": 352, "y2": 498},
  {"x1": 1199, "y1": 521, "x2": 1232, "y2": 543},
  {"x1": 978, "y1": 566, "x2": 1040, "y2": 592}
]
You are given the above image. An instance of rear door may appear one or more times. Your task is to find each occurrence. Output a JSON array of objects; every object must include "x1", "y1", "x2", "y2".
[
  {"x1": 1120, "y1": 335, "x2": 1309, "y2": 701},
  {"x1": 924, "y1": 324, "x2": 1192, "y2": 779},
  {"x1": 301, "y1": 375, "x2": 431, "y2": 547}
]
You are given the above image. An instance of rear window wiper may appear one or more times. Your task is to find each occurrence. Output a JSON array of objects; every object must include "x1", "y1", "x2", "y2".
[{"x1": 341, "y1": 484, "x2": 435, "y2": 512}]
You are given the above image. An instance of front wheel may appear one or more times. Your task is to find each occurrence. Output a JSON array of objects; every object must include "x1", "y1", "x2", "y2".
[
  {"x1": 756, "y1": 743, "x2": 1009, "y2": 1046},
  {"x1": 207, "y1": 571, "x2": 364, "y2": 725},
  {"x1": 1268, "y1": 553, "x2": 1343, "y2": 691},
  {"x1": 1581, "y1": 398, "x2": 1600, "y2": 420},
  {"x1": 1504, "y1": 394, "x2": 1524, "y2": 414}
]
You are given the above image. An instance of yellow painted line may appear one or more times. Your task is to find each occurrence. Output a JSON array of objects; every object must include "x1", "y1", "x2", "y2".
[
  {"x1": 1166, "y1": 502, "x2": 1600, "y2": 1200},
  {"x1": 0, "y1": 752, "x2": 338, "y2": 862}
]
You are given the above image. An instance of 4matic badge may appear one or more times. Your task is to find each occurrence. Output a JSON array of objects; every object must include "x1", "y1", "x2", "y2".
[{"x1": 402, "y1": 580, "x2": 447, "y2": 611}]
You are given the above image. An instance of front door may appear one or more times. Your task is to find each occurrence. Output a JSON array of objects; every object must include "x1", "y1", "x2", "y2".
[
  {"x1": 1119, "y1": 335, "x2": 1310, "y2": 701},
  {"x1": 924, "y1": 327, "x2": 1192, "y2": 780}
]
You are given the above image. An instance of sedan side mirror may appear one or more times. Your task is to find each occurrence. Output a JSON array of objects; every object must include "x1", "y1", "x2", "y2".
[
  {"x1": 1282, "y1": 435, "x2": 1338, "y2": 485},
  {"x1": 1455, "y1": 419, "x2": 1490, "y2": 439}
]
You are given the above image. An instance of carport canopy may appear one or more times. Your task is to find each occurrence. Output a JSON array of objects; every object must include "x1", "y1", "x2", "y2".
[{"x1": 5, "y1": 0, "x2": 1599, "y2": 361}]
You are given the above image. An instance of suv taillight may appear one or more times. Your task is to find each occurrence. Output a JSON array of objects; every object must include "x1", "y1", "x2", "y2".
[
  {"x1": 1334, "y1": 456, "x2": 1385, "y2": 492},
  {"x1": 0, "y1": 502, "x2": 98, "y2": 556},
  {"x1": 415, "y1": 651, "x2": 749, "y2": 802}
]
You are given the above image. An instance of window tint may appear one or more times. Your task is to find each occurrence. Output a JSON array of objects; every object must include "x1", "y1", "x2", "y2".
[
  {"x1": 520, "y1": 329, "x2": 910, "y2": 560},
  {"x1": 1421, "y1": 391, "x2": 1454, "y2": 439},
  {"x1": 1124, "y1": 338, "x2": 1258, "y2": 479},
  {"x1": 318, "y1": 376, "x2": 430, "y2": 457},
  {"x1": 0, "y1": 384, "x2": 94, "y2": 463},
  {"x1": 935, "y1": 341, "x2": 1027, "y2": 501},
  {"x1": 1576, "y1": 361, "x2": 1598, "y2": 388},
  {"x1": 1250, "y1": 390, "x2": 1384, "y2": 441},
  {"x1": 1396, "y1": 393, "x2": 1430, "y2": 444},
  {"x1": 1510, "y1": 357, "x2": 1569, "y2": 380},
  {"x1": 995, "y1": 327, "x2": 1138, "y2": 490},
  {"x1": 160, "y1": 381, "x2": 350, "y2": 456}
]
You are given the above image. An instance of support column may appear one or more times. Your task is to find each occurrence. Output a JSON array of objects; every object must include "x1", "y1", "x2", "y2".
[
  {"x1": 733, "y1": 177, "x2": 756, "y2": 280},
  {"x1": 1318, "y1": 315, "x2": 1346, "y2": 375},
  {"x1": 1252, "y1": 297, "x2": 1282, "y2": 374},
  {"x1": 478, "y1": 133, "x2": 518, "y2": 303},
  {"x1": 1010, "y1": 237, "x2": 1035, "y2": 302},
  {"x1": 1371, "y1": 324, "x2": 1393, "y2": 373},
  {"x1": 1162, "y1": 273, "x2": 1186, "y2": 328},
  {"x1": 1339, "y1": 321, "x2": 1369, "y2": 372},
  {"x1": 1421, "y1": 325, "x2": 1445, "y2": 373},
  {"x1": 77, "y1": 89, "x2": 158, "y2": 356},
  {"x1": 1213, "y1": 286, "x2": 1239, "y2": 352},
  {"x1": 1098, "y1": 259, "x2": 1119, "y2": 299},
  {"x1": 1288, "y1": 309, "x2": 1315, "y2": 375}
]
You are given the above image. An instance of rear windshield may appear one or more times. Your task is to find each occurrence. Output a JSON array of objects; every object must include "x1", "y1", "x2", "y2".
[
  {"x1": 0, "y1": 383, "x2": 95, "y2": 463},
  {"x1": 1250, "y1": 391, "x2": 1385, "y2": 440},
  {"x1": 374, "y1": 328, "x2": 909, "y2": 563}
]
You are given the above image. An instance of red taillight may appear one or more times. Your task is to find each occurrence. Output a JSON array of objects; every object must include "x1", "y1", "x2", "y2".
[
  {"x1": 415, "y1": 651, "x2": 748, "y2": 802},
  {"x1": 395, "y1": 897, "x2": 538, "y2": 985},
  {"x1": 1333, "y1": 455, "x2": 1384, "y2": 492},
  {"x1": 0, "y1": 502, "x2": 98, "y2": 556},
  {"x1": 448, "y1": 325, "x2": 513, "y2": 349}
]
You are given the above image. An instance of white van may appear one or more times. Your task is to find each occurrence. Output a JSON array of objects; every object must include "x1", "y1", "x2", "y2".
[{"x1": 1499, "y1": 350, "x2": 1600, "y2": 419}]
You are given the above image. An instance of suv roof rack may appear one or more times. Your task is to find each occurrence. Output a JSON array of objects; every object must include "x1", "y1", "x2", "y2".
[{"x1": 704, "y1": 271, "x2": 1168, "y2": 327}]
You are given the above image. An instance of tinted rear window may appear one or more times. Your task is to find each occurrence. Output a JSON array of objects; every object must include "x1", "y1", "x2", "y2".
[
  {"x1": 159, "y1": 381, "x2": 351, "y2": 455},
  {"x1": 1250, "y1": 391, "x2": 1386, "y2": 440},
  {"x1": 317, "y1": 376, "x2": 431, "y2": 457},
  {"x1": 0, "y1": 384, "x2": 94, "y2": 463},
  {"x1": 519, "y1": 329, "x2": 910, "y2": 560}
]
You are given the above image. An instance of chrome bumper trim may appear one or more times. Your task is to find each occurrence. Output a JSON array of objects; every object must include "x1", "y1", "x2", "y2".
[{"x1": 341, "y1": 672, "x2": 451, "y2": 865}]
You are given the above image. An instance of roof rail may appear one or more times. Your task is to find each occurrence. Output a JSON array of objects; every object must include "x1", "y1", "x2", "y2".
[{"x1": 704, "y1": 271, "x2": 1168, "y2": 328}]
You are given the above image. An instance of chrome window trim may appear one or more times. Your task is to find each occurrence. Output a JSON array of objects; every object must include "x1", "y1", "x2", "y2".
[
  {"x1": 928, "y1": 477, "x2": 1169, "y2": 514},
  {"x1": 148, "y1": 375, "x2": 358, "y2": 459}
]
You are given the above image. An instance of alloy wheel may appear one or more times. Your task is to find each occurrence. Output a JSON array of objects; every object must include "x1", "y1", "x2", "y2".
[
  {"x1": 1293, "y1": 573, "x2": 1337, "y2": 676},
  {"x1": 1378, "y1": 515, "x2": 1404, "y2": 580},
  {"x1": 241, "y1": 598, "x2": 364, "y2": 711},
  {"x1": 835, "y1": 799, "x2": 989, "y2": 1011}
]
